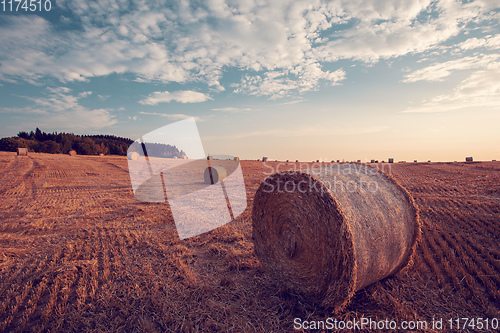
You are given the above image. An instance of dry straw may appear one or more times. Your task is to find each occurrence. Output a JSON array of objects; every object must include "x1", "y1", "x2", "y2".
[
  {"x1": 17, "y1": 148, "x2": 28, "y2": 156},
  {"x1": 252, "y1": 163, "x2": 419, "y2": 312}
]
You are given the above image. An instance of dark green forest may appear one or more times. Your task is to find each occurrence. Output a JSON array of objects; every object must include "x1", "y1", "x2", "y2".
[
  {"x1": 0, "y1": 128, "x2": 185, "y2": 157},
  {"x1": 0, "y1": 128, "x2": 132, "y2": 155}
]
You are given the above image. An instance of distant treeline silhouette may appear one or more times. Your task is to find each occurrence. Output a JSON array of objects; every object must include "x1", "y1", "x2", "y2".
[{"x1": 0, "y1": 128, "x2": 183, "y2": 157}]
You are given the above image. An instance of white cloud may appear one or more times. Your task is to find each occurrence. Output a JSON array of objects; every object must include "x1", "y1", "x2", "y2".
[
  {"x1": 139, "y1": 90, "x2": 212, "y2": 105},
  {"x1": 458, "y1": 34, "x2": 500, "y2": 50},
  {"x1": 402, "y1": 66, "x2": 500, "y2": 113},
  {"x1": 78, "y1": 91, "x2": 93, "y2": 98},
  {"x1": 0, "y1": 0, "x2": 497, "y2": 99},
  {"x1": 138, "y1": 112, "x2": 203, "y2": 122},
  {"x1": 0, "y1": 87, "x2": 116, "y2": 129},
  {"x1": 211, "y1": 107, "x2": 252, "y2": 113},
  {"x1": 402, "y1": 54, "x2": 500, "y2": 82}
]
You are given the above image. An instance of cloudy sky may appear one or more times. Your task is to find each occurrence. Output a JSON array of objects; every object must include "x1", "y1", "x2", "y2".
[{"x1": 0, "y1": 0, "x2": 498, "y2": 162}]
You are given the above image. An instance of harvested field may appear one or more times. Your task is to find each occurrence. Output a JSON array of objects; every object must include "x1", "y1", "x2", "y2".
[{"x1": 0, "y1": 152, "x2": 499, "y2": 332}]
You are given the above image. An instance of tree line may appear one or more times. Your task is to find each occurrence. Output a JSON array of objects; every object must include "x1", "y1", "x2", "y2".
[
  {"x1": 0, "y1": 128, "x2": 184, "y2": 157},
  {"x1": 0, "y1": 128, "x2": 132, "y2": 155}
]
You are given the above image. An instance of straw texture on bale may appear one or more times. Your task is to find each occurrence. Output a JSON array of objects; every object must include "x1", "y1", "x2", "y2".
[
  {"x1": 17, "y1": 148, "x2": 28, "y2": 156},
  {"x1": 252, "y1": 164, "x2": 419, "y2": 311},
  {"x1": 204, "y1": 166, "x2": 227, "y2": 184}
]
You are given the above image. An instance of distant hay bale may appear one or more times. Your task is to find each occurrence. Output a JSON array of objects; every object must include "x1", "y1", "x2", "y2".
[
  {"x1": 69, "y1": 150, "x2": 77, "y2": 157},
  {"x1": 465, "y1": 157, "x2": 473, "y2": 162},
  {"x1": 252, "y1": 164, "x2": 419, "y2": 312},
  {"x1": 262, "y1": 157, "x2": 268, "y2": 162},
  {"x1": 17, "y1": 148, "x2": 28, "y2": 156},
  {"x1": 388, "y1": 158, "x2": 394, "y2": 163},
  {"x1": 127, "y1": 152, "x2": 140, "y2": 160},
  {"x1": 100, "y1": 153, "x2": 105, "y2": 157},
  {"x1": 204, "y1": 166, "x2": 227, "y2": 184}
]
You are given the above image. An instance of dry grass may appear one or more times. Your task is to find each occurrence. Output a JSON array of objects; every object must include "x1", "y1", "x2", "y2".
[{"x1": 0, "y1": 153, "x2": 499, "y2": 332}]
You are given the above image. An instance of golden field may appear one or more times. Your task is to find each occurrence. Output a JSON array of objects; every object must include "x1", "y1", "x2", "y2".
[{"x1": 0, "y1": 152, "x2": 499, "y2": 332}]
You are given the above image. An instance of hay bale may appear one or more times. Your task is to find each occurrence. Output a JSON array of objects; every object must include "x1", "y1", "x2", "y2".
[
  {"x1": 262, "y1": 157, "x2": 268, "y2": 162},
  {"x1": 127, "y1": 152, "x2": 140, "y2": 160},
  {"x1": 465, "y1": 156, "x2": 473, "y2": 162},
  {"x1": 252, "y1": 164, "x2": 419, "y2": 311},
  {"x1": 204, "y1": 166, "x2": 227, "y2": 184},
  {"x1": 17, "y1": 148, "x2": 28, "y2": 156},
  {"x1": 388, "y1": 158, "x2": 394, "y2": 163},
  {"x1": 69, "y1": 150, "x2": 77, "y2": 156}
]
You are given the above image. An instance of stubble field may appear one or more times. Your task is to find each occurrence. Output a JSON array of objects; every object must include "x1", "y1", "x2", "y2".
[{"x1": 0, "y1": 151, "x2": 499, "y2": 332}]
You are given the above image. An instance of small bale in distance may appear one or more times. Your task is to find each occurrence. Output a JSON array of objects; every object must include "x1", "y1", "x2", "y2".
[
  {"x1": 69, "y1": 150, "x2": 77, "y2": 157},
  {"x1": 465, "y1": 156, "x2": 473, "y2": 162},
  {"x1": 127, "y1": 152, "x2": 140, "y2": 160},
  {"x1": 17, "y1": 148, "x2": 28, "y2": 156},
  {"x1": 262, "y1": 157, "x2": 268, "y2": 162},
  {"x1": 204, "y1": 166, "x2": 227, "y2": 184},
  {"x1": 252, "y1": 164, "x2": 419, "y2": 312}
]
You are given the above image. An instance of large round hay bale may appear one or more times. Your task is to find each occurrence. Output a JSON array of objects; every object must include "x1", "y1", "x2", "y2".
[
  {"x1": 127, "y1": 152, "x2": 140, "y2": 160},
  {"x1": 69, "y1": 150, "x2": 77, "y2": 156},
  {"x1": 252, "y1": 164, "x2": 419, "y2": 311},
  {"x1": 204, "y1": 166, "x2": 227, "y2": 184}
]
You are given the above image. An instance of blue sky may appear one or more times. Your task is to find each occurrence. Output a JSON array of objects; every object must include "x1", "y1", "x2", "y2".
[{"x1": 0, "y1": 0, "x2": 499, "y2": 162}]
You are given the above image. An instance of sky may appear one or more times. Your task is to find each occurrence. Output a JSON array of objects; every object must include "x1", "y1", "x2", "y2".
[{"x1": 0, "y1": 0, "x2": 499, "y2": 162}]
